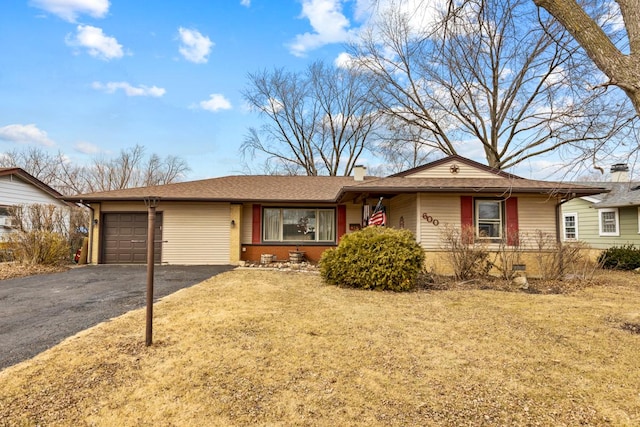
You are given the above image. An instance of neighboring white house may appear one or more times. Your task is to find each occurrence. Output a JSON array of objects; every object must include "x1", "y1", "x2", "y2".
[{"x1": 0, "y1": 168, "x2": 68, "y2": 240}]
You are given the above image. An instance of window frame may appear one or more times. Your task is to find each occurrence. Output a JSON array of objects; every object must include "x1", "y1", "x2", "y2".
[
  {"x1": 262, "y1": 207, "x2": 336, "y2": 243},
  {"x1": 598, "y1": 208, "x2": 619, "y2": 237},
  {"x1": 562, "y1": 212, "x2": 578, "y2": 241},
  {"x1": 474, "y1": 199, "x2": 504, "y2": 240}
]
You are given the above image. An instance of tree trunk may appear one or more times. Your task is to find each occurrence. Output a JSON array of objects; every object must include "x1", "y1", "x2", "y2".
[{"x1": 533, "y1": 0, "x2": 640, "y2": 115}]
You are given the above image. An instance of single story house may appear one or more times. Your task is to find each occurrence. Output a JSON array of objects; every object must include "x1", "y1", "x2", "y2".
[
  {"x1": 561, "y1": 164, "x2": 640, "y2": 250},
  {"x1": 0, "y1": 168, "x2": 68, "y2": 240},
  {"x1": 65, "y1": 156, "x2": 605, "y2": 274}
]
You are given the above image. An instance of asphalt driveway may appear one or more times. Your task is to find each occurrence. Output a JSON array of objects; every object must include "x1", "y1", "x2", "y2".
[{"x1": 0, "y1": 264, "x2": 233, "y2": 370}]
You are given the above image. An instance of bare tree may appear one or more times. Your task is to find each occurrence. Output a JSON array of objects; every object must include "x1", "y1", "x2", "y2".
[
  {"x1": 533, "y1": 0, "x2": 640, "y2": 116},
  {"x1": 376, "y1": 116, "x2": 438, "y2": 172},
  {"x1": 0, "y1": 147, "x2": 63, "y2": 187},
  {"x1": 1, "y1": 145, "x2": 190, "y2": 194},
  {"x1": 242, "y1": 61, "x2": 381, "y2": 176},
  {"x1": 352, "y1": 0, "x2": 635, "y2": 170},
  {"x1": 82, "y1": 145, "x2": 190, "y2": 192}
]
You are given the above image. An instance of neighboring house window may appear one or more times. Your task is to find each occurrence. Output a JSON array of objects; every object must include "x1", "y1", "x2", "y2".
[
  {"x1": 263, "y1": 208, "x2": 335, "y2": 242},
  {"x1": 0, "y1": 206, "x2": 13, "y2": 228},
  {"x1": 563, "y1": 212, "x2": 578, "y2": 240},
  {"x1": 475, "y1": 200, "x2": 503, "y2": 239},
  {"x1": 598, "y1": 208, "x2": 619, "y2": 236}
]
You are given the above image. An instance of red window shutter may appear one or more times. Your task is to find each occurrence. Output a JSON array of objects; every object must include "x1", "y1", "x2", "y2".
[
  {"x1": 505, "y1": 197, "x2": 519, "y2": 246},
  {"x1": 252, "y1": 204, "x2": 261, "y2": 244},
  {"x1": 460, "y1": 196, "x2": 474, "y2": 243},
  {"x1": 337, "y1": 205, "x2": 347, "y2": 242}
]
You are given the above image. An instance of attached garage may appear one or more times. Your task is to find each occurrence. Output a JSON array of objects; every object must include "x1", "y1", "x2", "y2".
[{"x1": 101, "y1": 212, "x2": 162, "y2": 264}]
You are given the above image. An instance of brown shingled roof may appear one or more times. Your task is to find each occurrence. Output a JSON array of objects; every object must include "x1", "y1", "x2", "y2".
[
  {"x1": 65, "y1": 173, "x2": 607, "y2": 204},
  {"x1": 337, "y1": 176, "x2": 608, "y2": 201},
  {"x1": 65, "y1": 175, "x2": 362, "y2": 203}
]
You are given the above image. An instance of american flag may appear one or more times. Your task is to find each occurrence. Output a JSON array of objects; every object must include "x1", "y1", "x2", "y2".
[{"x1": 368, "y1": 198, "x2": 386, "y2": 226}]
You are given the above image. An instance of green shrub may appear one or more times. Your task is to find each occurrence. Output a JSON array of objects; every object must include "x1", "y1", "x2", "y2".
[
  {"x1": 4, "y1": 230, "x2": 70, "y2": 266},
  {"x1": 598, "y1": 244, "x2": 640, "y2": 270},
  {"x1": 319, "y1": 227, "x2": 425, "y2": 291}
]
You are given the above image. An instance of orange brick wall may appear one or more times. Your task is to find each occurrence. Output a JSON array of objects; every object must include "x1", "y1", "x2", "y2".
[{"x1": 241, "y1": 245, "x2": 334, "y2": 263}]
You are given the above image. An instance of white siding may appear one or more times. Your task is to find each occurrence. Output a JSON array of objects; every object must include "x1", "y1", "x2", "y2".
[
  {"x1": 0, "y1": 175, "x2": 68, "y2": 239},
  {"x1": 0, "y1": 175, "x2": 64, "y2": 206},
  {"x1": 389, "y1": 193, "x2": 417, "y2": 234},
  {"x1": 162, "y1": 203, "x2": 230, "y2": 264},
  {"x1": 419, "y1": 194, "x2": 460, "y2": 249},
  {"x1": 406, "y1": 159, "x2": 501, "y2": 179},
  {"x1": 517, "y1": 195, "x2": 557, "y2": 248},
  {"x1": 417, "y1": 193, "x2": 558, "y2": 250}
]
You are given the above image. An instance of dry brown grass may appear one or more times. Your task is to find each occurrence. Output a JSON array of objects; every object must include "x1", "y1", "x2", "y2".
[
  {"x1": 1, "y1": 269, "x2": 640, "y2": 426},
  {"x1": 0, "y1": 262, "x2": 69, "y2": 280}
]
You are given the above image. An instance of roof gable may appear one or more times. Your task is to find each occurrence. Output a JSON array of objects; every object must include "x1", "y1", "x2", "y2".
[
  {"x1": 0, "y1": 168, "x2": 64, "y2": 200},
  {"x1": 389, "y1": 155, "x2": 521, "y2": 180}
]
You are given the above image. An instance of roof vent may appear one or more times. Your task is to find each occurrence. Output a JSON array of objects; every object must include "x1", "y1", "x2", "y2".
[
  {"x1": 610, "y1": 163, "x2": 629, "y2": 182},
  {"x1": 354, "y1": 165, "x2": 366, "y2": 181}
]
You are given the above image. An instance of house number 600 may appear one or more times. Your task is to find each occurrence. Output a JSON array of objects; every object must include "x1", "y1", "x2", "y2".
[{"x1": 422, "y1": 213, "x2": 440, "y2": 226}]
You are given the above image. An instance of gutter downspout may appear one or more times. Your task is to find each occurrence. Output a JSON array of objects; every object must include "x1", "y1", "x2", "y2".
[
  {"x1": 79, "y1": 200, "x2": 95, "y2": 265},
  {"x1": 555, "y1": 193, "x2": 576, "y2": 277}
]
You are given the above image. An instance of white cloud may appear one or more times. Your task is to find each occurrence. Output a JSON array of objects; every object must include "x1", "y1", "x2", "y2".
[
  {"x1": 334, "y1": 51, "x2": 354, "y2": 68},
  {"x1": 365, "y1": 0, "x2": 446, "y2": 36},
  {"x1": 240, "y1": 0, "x2": 251, "y2": 6},
  {"x1": 178, "y1": 28, "x2": 213, "y2": 64},
  {"x1": 288, "y1": 0, "x2": 353, "y2": 57},
  {"x1": 30, "y1": 0, "x2": 109, "y2": 22},
  {"x1": 92, "y1": 81, "x2": 166, "y2": 97},
  {"x1": 66, "y1": 25, "x2": 124, "y2": 60},
  {"x1": 199, "y1": 94, "x2": 232, "y2": 112},
  {"x1": 599, "y1": 1, "x2": 625, "y2": 32},
  {"x1": 264, "y1": 97, "x2": 284, "y2": 113},
  {"x1": 74, "y1": 141, "x2": 101, "y2": 154},
  {"x1": 0, "y1": 124, "x2": 55, "y2": 147}
]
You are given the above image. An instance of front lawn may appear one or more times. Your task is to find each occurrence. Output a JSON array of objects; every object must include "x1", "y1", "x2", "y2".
[{"x1": 1, "y1": 270, "x2": 639, "y2": 426}]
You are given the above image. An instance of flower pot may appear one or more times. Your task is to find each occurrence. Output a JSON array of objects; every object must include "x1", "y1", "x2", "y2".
[
  {"x1": 289, "y1": 251, "x2": 305, "y2": 264},
  {"x1": 260, "y1": 254, "x2": 275, "y2": 264}
]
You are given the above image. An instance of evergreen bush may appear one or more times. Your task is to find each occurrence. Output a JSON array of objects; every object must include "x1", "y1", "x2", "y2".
[
  {"x1": 320, "y1": 227, "x2": 425, "y2": 291},
  {"x1": 598, "y1": 244, "x2": 640, "y2": 270}
]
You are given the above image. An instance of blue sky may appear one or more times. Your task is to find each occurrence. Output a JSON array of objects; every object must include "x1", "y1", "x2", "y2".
[
  {"x1": 0, "y1": 0, "x2": 375, "y2": 180},
  {"x1": 0, "y1": 0, "x2": 635, "y2": 182}
]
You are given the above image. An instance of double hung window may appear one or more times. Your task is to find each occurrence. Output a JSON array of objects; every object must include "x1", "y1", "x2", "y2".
[
  {"x1": 563, "y1": 213, "x2": 578, "y2": 240},
  {"x1": 598, "y1": 208, "x2": 619, "y2": 236},
  {"x1": 475, "y1": 200, "x2": 503, "y2": 239}
]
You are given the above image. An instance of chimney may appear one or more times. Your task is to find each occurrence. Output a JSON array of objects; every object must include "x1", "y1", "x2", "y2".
[
  {"x1": 354, "y1": 165, "x2": 366, "y2": 181},
  {"x1": 610, "y1": 163, "x2": 629, "y2": 182}
]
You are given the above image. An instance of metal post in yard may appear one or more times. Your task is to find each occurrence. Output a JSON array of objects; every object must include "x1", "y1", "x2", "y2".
[{"x1": 144, "y1": 196, "x2": 159, "y2": 346}]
